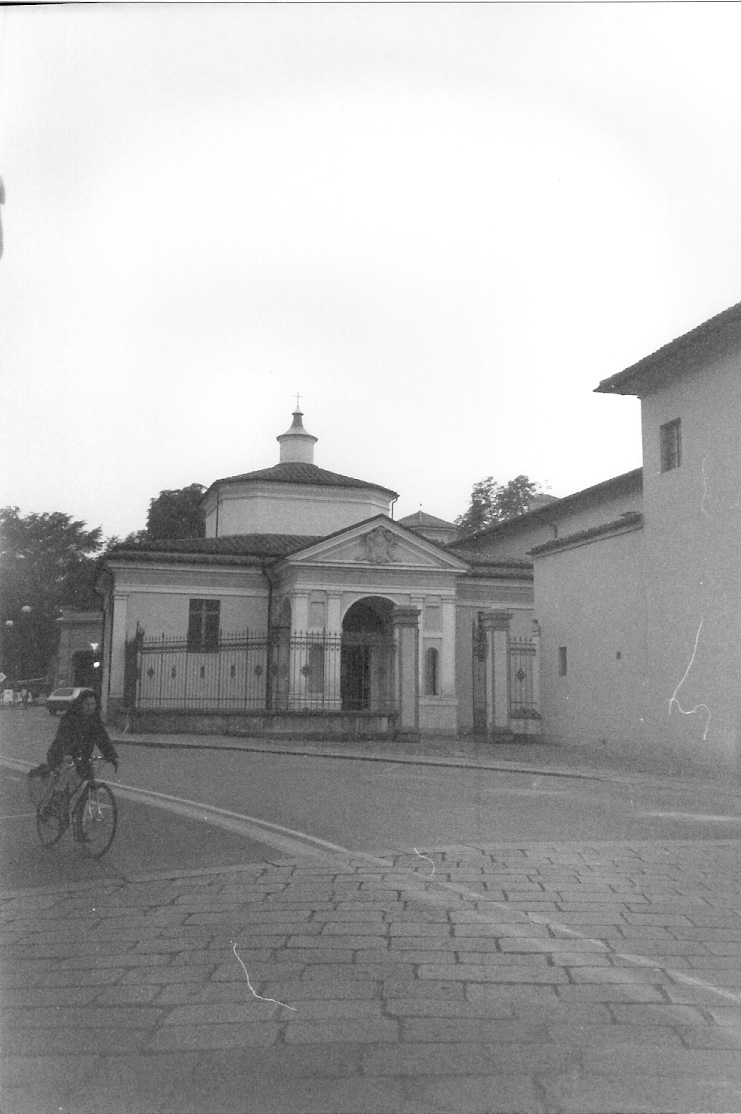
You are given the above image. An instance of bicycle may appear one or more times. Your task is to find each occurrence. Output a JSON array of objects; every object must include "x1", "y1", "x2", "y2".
[{"x1": 34, "y1": 756, "x2": 118, "y2": 858}]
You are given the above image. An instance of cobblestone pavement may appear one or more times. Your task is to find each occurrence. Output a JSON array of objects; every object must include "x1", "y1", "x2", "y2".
[{"x1": 2, "y1": 840, "x2": 741, "y2": 1113}]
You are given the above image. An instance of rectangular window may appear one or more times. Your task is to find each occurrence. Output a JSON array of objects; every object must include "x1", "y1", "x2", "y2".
[
  {"x1": 187, "y1": 599, "x2": 220, "y2": 652},
  {"x1": 660, "y1": 419, "x2": 681, "y2": 472},
  {"x1": 558, "y1": 646, "x2": 567, "y2": 677}
]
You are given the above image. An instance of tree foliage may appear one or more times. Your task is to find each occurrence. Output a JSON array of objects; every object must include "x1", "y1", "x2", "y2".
[
  {"x1": 0, "y1": 507, "x2": 104, "y2": 681},
  {"x1": 455, "y1": 475, "x2": 543, "y2": 534},
  {"x1": 145, "y1": 484, "x2": 206, "y2": 540}
]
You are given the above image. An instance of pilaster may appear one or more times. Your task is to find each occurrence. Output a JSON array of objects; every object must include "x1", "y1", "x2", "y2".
[
  {"x1": 393, "y1": 606, "x2": 420, "y2": 736},
  {"x1": 481, "y1": 609, "x2": 513, "y2": 740}
]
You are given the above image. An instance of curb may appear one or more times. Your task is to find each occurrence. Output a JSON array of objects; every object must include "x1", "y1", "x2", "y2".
[
  {"x1": 111, "y1": 735, "x2": 619, "y2": 783},
  {"x1": 110, "y1": 734, "x2": 733, "y2": 792}
]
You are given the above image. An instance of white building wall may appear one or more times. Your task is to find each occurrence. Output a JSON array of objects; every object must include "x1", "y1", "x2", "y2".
[
  {"x1": 205, "y1": 484, "x2": 392, "y2": 537},
  {"x1": 640, "y1": 347, "x2": 741, "y2": 769},
  {"x1": 534, "y1": 525, "x2": 647, "y2": 752}
]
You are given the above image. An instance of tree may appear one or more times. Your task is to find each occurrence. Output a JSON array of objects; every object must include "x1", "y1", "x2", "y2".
[
  {"x1": 455, "y1": 475, "x2": 543, "y2": 534},
  {"x1": 145, "y1": 484, "x2": 206, "y2": 540},
  {"x1": 0, "y1": 507, "x2": 104, "y2": 681}
]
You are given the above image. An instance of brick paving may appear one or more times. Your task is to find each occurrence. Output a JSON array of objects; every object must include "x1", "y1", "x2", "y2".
[{"x1": 2, "y1": 841, "x2": 741, "y2": 1112}]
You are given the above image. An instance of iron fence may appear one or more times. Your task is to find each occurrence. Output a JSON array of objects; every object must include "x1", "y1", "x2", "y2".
[
  {"x1": 133, "y1": 630, "x2": 396, "y2": 714},
  {"x1": 509, "y1": 636, "x2": 538, "y2": 717}
]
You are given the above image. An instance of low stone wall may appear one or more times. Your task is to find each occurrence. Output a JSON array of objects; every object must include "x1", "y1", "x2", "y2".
[{"x1": 116, "y1": 708, "x2": 398, "y2": 740}]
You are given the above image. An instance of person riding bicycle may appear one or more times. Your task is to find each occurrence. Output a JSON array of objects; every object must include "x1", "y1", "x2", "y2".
[{"x1": 44, "y1": 691, "x2": 119, "y2": 803}]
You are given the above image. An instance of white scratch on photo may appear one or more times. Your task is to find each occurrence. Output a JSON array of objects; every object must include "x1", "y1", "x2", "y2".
[
  {"x1": 668, "y1": 618, "x2": 711, "y2": 741},
  {"x1": 231, "y1": 941, "x2": 297, "y2": 1011},
  {"x1": 413, "y1": 847, "x2": 436, "y2": 876}
]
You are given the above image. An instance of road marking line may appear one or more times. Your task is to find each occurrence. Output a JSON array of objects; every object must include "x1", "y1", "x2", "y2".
[
  {"x1": 0, "y1": 755, "x2": 345, "y2": 860},
  {"x1": 1, "y1": 753, "x2": 739, "y2": 1009},
  {"x1": 0, "y1": 813, "x2": 36, "y2": 820},
  {"x1": 111, "y1": 779, "x2": 352, "y2": 859}
]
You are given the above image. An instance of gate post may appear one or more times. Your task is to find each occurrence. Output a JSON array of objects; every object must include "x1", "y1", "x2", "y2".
[
  {"x1": 480, "y1": 610, "x2": 513, "y2": 740},
  {"x1": 531, "y1": 619, "x2": 542, "y2": 729},
  {"x1": 392, "y1": 606, "x2": 420, "y2": 737}
]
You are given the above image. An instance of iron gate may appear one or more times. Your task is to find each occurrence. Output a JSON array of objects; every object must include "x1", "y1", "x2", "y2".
[{"x1": 131, "y1": 629, "x2": 395, "y2": 714}]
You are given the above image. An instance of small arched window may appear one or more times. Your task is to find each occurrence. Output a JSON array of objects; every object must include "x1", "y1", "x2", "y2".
[{"x1": 425, "y1": 648, "x2": 439, "y2": 696}]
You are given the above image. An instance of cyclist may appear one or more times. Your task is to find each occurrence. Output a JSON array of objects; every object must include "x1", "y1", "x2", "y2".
[{"x1": 42, "y1": 691, "x2": 119, "y2": 810}]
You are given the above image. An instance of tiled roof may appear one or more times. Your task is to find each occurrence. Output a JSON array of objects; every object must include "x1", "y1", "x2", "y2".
[
  {"x1": 398, "y1": 510, "x2": 459, "y2": 530},
  {"x1": 446, "y1": 552, "x2": 534, "y2": 580},
  {"x1": 107, "y1": 534, "x2": 322, "y2": 563},
  {"x1": 529, "y1": 512, "x2": 644, "y2": 556},
  {"x1": 206, "y1": 462, "x2": 398, "y2": 498},
  {"x1": 596, "y1": 300, "x2": 741, "y2": 396},
  {"x1": 452, "y1": 554, "x2": 533, "y2": 568},
  {"x1": 460, "y1": 563, "x2": 534, "y2": 581}
]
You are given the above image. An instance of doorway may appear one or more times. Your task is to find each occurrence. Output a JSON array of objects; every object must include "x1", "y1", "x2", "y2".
[{"x1": 341, "y1": 597, "x2": 394, "y2": 711}]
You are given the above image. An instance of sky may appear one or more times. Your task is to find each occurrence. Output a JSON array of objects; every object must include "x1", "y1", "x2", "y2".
[{"x1": 1, "y1": 3, "x2": 741, "y2": 542}]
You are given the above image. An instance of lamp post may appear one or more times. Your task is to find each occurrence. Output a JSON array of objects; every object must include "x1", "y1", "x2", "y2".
[
  {"x1": 4, "y1": 605, "x2": 32, "y2": 691},
  {"x1": 90, "y1": 641, "x2": 101, "y2": 696}
]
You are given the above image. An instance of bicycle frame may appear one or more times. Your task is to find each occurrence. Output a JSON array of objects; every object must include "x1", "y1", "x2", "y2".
[{"x1": 37, "y1": 756, "x2": 118, "y2": 857}]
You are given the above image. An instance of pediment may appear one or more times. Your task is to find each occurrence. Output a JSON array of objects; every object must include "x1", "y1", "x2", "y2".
[{"x1": 283, "y1": 519, "x2": 468, "y2": 572}]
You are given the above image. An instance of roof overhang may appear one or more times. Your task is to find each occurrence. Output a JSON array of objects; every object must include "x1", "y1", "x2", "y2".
[
  {"x1": 595, "y1": 300, "x2": 741, "y2": 398},
  {"x1": 529, "y1": 512, "x2": 643, "y2": 557}
]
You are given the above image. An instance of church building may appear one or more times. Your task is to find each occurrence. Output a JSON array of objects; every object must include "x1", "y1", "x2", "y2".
[{"x1": 99, "y1": 408, "x2": 538, "y2": 739}]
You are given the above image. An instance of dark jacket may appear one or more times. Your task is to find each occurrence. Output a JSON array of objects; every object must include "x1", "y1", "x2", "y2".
[{"x1": 46, "y1": 707, "x2": 118, "y2": 776}]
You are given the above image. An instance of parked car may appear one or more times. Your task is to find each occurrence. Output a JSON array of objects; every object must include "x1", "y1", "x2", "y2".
[{"x1": 46, "y1": 686, "x2": 95, "y2": 715}]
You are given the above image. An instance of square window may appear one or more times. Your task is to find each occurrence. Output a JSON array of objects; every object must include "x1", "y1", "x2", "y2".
[{"x1": 660, "y1": 419, "x2": 681, "y2": 472}]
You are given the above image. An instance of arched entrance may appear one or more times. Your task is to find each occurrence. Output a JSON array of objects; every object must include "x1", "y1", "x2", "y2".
[{"x1": 341, "y1": 597, "x2": 395, "y2": 711}]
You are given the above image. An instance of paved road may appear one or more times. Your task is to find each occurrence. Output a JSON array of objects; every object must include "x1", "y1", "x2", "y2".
[
  {"x1": 2, "y1": 709, "x2": 741, "y2": 1112},
  {"x1": 5, "y1": 710, "x2": 741, "y2": 864}
]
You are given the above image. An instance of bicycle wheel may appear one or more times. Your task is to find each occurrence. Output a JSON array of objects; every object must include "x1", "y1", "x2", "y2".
[
  {"x1": 74, "y1": 782, "x2": 117, "y2": 858},
  {"x1": 36, "y1": 796, "x2": 67, "y2": 848}
]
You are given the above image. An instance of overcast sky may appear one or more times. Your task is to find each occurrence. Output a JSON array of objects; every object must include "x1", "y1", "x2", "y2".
[{"x1": 1, "y1": 3, "x2": 740, "y2": 541}]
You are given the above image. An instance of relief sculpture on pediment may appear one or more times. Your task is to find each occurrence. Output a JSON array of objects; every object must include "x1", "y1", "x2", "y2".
[{"x1": 355, "y1": 526, "x2": 398, "y2": 564}]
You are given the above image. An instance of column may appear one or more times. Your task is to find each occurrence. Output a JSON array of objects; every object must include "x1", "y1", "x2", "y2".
[
  {"x1": 105, "y1": 594, "x2": 128, "y2": 719},
  {"x1": 393, "y1": 606, "x2": 420, "y2": 736},
  {"x1": 289, "y1": 593, "x2": 310, "y2": 709},
  {"x1": 292, "y1": 593, "x2": 309, "y2": 634},
  {"x1": 326, "y1": 594, "x2": 342, "y2": 710},
  {"x1": 531, "y1": 618, "x2": 542, "y2": 734},
  {"x1": 481, "y1": 610, "x2": 512, "y2": 740},
  {"x1": 411, "y1": 596, "x2": 425, "y2": 692},
  {"x1": 441, "y1": 598, "x2": 457, "y2": 698}
]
